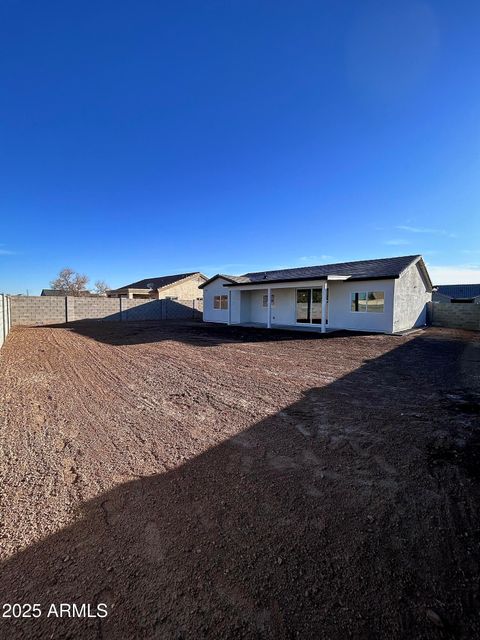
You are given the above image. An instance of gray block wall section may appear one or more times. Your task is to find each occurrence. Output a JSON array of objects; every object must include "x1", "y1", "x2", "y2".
[
  {"x1": 9, "y1": 296, "x2": 204, "y2": 326},
  {"x1": 429, "y1": 302, "x2": 480, "y2": 331},
  {"x1": 0, "y1": 294, "x2": 12, "y2": 348}
]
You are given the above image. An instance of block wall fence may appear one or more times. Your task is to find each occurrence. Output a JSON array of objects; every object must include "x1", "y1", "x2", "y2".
[
  {"x1": 5, "y1": 297, "x2": 479, "y2": 333},
  {"x1": 9, "y1": 296, "x2": 203, "y2": 327},
  {"x1": 428, "y1": 302, "x2": 480, "y2": 331},
  {"x1": 0, "y1": 294, "x2": 12, "y2": 348}
]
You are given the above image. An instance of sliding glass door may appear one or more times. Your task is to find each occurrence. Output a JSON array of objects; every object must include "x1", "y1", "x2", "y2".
[
  {"x1": 296, "y1": 288, "x2": 326, "y2": 324},
  {"x1": 296, "y1": 289, "x2": 311, "y2": 323},
  {"x1": 311, "y1": 288, "x2": 323, "y2": 324}
]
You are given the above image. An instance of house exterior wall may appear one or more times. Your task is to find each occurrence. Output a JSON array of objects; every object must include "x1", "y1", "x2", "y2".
[
  {"x1": 228, "y1": 290, "x2": 244, "y2": 324},
  {"x1": 238, "y1": 286, "x2": 322, "y2": 326},
  {"x1": 237, "y1": 289, "x2": 298, "y2": 325},
  {"x1": 271, "y1": 288, "x2": 296, "y2": 325},
  {"x1": 327, "y1": 279, "x2": 395, "y2": 333},
  {"x1": 202, "y1": 264, "x2": 430, "y2": 334},
  {"x1": 233, "y1": 281, "x2": 394, "y2": 332},
  {"x1": 392, "y1": 262, "x2": 431, "y2": 332},
  {"x1": 250, "y1": 290, "x2": 268, "y2": 323},
  {"x1": 1, "y1": 294, "x2": 12, "y2": 349},
  {"x1": 158, "y1": 274, "x2": 206, "y2": 300},
  {"x1": 203, "y1": 279, "x2": 396, "y2": 332},
  {"x1": 202, "y1": 278, "x2": 231, "y2": 323},
  {"x1": 239, "y1": 291, "x2": 251, "y2": 323}
]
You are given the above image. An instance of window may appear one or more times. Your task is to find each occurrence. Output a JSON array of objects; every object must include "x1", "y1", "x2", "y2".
[
  {"x1": 214, "y1": 295, "x2": 228, "y2": 310},
  {"x1": 351, "y1": 291, "x2": 384, "y2": 312},
  {"x1": 262, "y1": 293, "x2": 275, "y2": 307},
  {"x1": 351, "y1": 292, "x2": 367, "y2": 312},
  {"x1": 367, "y1": 291, "x2": 384, "y2": 312}
]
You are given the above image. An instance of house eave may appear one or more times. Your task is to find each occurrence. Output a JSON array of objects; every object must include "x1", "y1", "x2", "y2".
[
  {"x1": 198, "y1": 274, "x2": 239, "y2": 289},
  {"x1": 224, "y1": 274, "x2": 399, "y2": 288}
]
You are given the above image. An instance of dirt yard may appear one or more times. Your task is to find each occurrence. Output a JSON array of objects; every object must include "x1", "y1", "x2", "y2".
[{"x1": 0, "y1": 321, "x2": 479, "y2": 639}]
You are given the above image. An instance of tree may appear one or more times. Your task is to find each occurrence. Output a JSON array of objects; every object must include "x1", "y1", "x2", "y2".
[
  {"x1": 94, "y1": 280, "x2": 110, "y2": 296},
  {"x1": 51, "y1": 268, "x2": 89, "y2": 296}
]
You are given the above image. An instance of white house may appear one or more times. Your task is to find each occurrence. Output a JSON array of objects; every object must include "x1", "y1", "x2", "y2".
[{"x1": 199, "y1": 255, "x2": 432, "y2": 334}]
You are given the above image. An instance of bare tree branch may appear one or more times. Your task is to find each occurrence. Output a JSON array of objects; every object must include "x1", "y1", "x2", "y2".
[
  {"x1": 94, "y1": 280, "x2": 110, "y2": 296},
  {"x1": 50, "y1": 268, "x2": 90, "y2": 296}
]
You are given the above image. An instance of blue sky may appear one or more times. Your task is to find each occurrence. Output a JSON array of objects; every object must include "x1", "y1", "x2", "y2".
[{"x1": 1, "y1": 0, "x2": 479, "y2": 294}]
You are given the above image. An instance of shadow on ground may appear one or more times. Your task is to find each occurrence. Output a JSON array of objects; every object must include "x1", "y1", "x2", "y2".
[
  {"x1": 46, "y1": 320, "x2": 375, "y2": 347},
  {"x1": 1, "y1": 332, "x2": 479, "y2": 639}
]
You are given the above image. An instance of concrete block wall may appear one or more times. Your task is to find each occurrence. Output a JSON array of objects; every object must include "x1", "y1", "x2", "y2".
[
  {"x1": 430, "y1": 303, "x2": 480, "y2": 331},
  {"x1": 10, "y1": 296, "x2": 66, "y2": 326},
  {"x1": 121, "y1": 299, "x2": 164, "y2": 320},
  {"x1": 72, "y1": 297, "x2": 123, "y2": 321},
  {"x1": 10, "y1": 296, "x2": 203, "y2": 326},
  {"x1": 1, "y1": 294, "x2": 12, "y2": 348}
]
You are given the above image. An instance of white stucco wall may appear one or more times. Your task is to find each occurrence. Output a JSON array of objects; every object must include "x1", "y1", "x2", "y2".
[
  {"x1": 202, "y1": 278, "x2": 231, "y2": 323},
  {"x1": 230, "y1": 289, "x2": 242, "y2": 324},
  {"x1": 249, "y1": 290, "x2": 268, "y2": 323},
  {"x1": 239, "y1": 291, "x2": 251, "y2": 322},
  {"x1": 238, "y1": 288, "x2": 298, "y2": 325},
  {"x1": 327, "y1": 279, "x2": 395, "y2": 333},
  {"x1": 271, "y1": 288, "x2": 296, "y2": 325},
  {"x1": 236, "y1": 281, "x2": 395, "y2": 332},
  {"x1": 392, "y1": 261, "x2": 431, "y2": 332},
  {"x1": 203, "y1": 264, "x2": 431, "y2": 333},
  {"x1": 238, "y1": 286, "x2": 322, "y2": 326}
]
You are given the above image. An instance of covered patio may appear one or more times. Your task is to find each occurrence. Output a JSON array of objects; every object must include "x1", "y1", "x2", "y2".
[{"x1": 225, "y1": 279, "x2": 340, "y2": 333}]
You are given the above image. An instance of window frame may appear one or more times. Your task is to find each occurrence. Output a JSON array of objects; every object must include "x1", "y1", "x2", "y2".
[
  {"x1": 350, "y1": 290, "x2": 385, "y2": 313},
  {"x1": 214, "y1": 294, "x2": 228, "y2": 310},
  {"x1": 366, "y1": 291, "x2": 384, "y2": 313}
]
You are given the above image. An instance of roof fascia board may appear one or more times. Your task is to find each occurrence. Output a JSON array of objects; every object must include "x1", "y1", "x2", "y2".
[
  {"x1": 226, "y1": 275, "x2": 398, "y2": 288},
  {"x1": 409, "y1": 256, "x2": 433, "y2": 291},
  {"x1": 199, "y1": 274, "x2": 236, "y2": 289}
]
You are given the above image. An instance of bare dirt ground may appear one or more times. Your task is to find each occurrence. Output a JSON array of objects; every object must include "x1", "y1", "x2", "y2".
[{"x1": 0, "y1": 321, "x2": 479, "y2": 640}]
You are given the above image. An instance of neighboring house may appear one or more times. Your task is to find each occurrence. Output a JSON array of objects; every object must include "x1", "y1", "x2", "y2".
[
  {"x1": 41, "y1": 289, "x2": 68, "y2": 296},
  {"x1": 107, "y1": 272, "x2": 207, "y2": 300},
  {"x1": 40, "y1": 289, "x2": 94, "y2": 297},
  {"x1": 199, "y1": 255, "x2": 432, "y2": 334},
  {"x1": 432, "y1": 284, "x2": 480, "y2": 304}
]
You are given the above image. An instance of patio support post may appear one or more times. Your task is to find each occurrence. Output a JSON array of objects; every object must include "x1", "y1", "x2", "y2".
[
  {"x1": 267, "y1": 287, "x2": 272, "y2": 329},
  {"x1": 228, "y1": 290, "x2": 232, "y2": 325},
  {"x1": 321, "y1": 281, "x2": 327, "y2": 333}
]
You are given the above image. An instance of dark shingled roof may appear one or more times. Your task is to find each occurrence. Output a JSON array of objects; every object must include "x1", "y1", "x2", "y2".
[
  {"x1": 41, "y1": 289, "x2": 93, "y2": 297},
  {"x1": 434, "y1": 284, "x2": 480, "y2": 299},
  {"x1": 226, "y1": 255, "x2": 423, "y2": 286},
  {"x1": 115, "y1": 272, "x2": 200, "y2": 291},
  {"x1": 41, "y1": 289, "x2": 66, "y2": 296}
]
